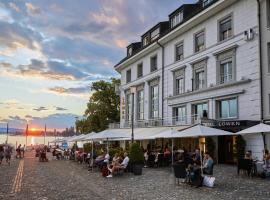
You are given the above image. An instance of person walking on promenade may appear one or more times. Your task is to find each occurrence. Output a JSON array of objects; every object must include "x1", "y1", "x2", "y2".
[
  {"x1": 21, "y1": 145, "x2": 25, "y2": 158},
  {"x1": 5, "y1": 146, "x2": 12, "y2": 166},
  {"x1": 0, "y1": 145, "x2": 4, "y2": 165},
  {"x1": 16, "y1": 144, "x2": 21, "y2": 158}
]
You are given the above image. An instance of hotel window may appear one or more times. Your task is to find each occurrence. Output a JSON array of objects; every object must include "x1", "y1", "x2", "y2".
[
  {"x1": 194, "y1": 30, "x2": 205, "y2": 52},
  {"x1": 267, "y1": 42, "x2": 270, "y2": 73},
  {"x1": 126, "y1": 69, "x2": 131, "y2": 83},
  {"x1": 203, "y1": 0, "x2": 213, "y2": 7},
  {"x1": 193, "y1": 60, "x2": 207, "y2": 90},
  {"x1": 128, "y1": 47, "x2": 132, "y2": 56},
  {"x1": 126, "y1": 92, "x2": 132, "y2": 121},
  {"x1": 218, "y1": 98, "x2": 238, "y2": 119},
  {"x1": 193, "y1": 103, "x2": 208, "y2": 121},
  {"x1": 150, "y1": 55, "x2": 158, "y2": 72},
  {"x1": 151, "y1": 28, "x2": 160, "y2": 41},
  {"x1": 143, "y1": 35, "x2": 150, "y2": 46},
  {"x1": 216, "y1": 49, "x2": 236, "y2": 84},
  {"x1": 171, "y1": 11, "x2": 184, "y2": 28},
  {"x1": 137, "y1": 63, "x2": 143, "y2": 78},
  {"x1": 174, "y1": 69, "x2": 185, "y2": 95},
  {"x1": 150, "y1": 84, "x2": 159, "y2": 118},
  {"x1": 137, "y1": 89, "x2": 144, "y2": 120},
  {"x1": 174, "y1": 106, "x2": 186, "y2": 124},
  {"x1": 175, "y1": 42, "x2": 184, "y2": 61},
  {"x1": 219, "y1": 15, "x2": 232, "y2": 41}
]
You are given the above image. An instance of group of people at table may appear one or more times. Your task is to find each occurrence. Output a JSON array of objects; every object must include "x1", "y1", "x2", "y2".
[
  {"x1": 75, "y1": 150, "x2": 130, "y2": 178},
  {"x1": 243, "y1": 149, "x2": 270, "y2": 176}
]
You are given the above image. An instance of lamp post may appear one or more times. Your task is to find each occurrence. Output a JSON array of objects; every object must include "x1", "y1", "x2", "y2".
[
  {"x1": 6, "y1": 123, "x2": 9, "y2": 144},
  {"x1": 130, "y1": 86, "x2": 136, "y2": 143}
]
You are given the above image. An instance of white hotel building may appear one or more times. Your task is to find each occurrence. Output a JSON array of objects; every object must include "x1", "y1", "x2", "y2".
[{"x1": 114, "y1": 0, "x2": 270, "y2": 163}]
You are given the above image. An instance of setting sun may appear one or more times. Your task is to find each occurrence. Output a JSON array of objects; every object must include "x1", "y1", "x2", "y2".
[{"x1": 30, "y1": 128, "x2": 37, "y2": 132}]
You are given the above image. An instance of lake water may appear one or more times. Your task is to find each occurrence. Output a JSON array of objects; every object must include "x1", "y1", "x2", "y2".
[{"x1": 0, "y1": 134, "x2": 58, "y2": 147}]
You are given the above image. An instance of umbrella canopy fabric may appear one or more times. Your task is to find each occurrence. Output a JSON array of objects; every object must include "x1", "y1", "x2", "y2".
[
  {"x1": 237, "y1": 123, "x2": 270, "y2": 135},
  {"x1": 87, "y1": 129, "x2": 129, "y2": 140},
  {"x1": 168, "y1": 124, "x2": 234, "y2": 138},
  {"x1": 68, "y1": 134, "x2": 86, "y2": 142},
  {"x1": 81, "y1": 132, "x2": 97, "y2": 141}
]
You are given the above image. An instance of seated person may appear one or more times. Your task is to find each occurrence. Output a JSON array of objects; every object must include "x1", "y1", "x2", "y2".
[
  {"x1": 263, "y1": 149, "x2": 270, "y2": 168},
  {"x1": 164, "y1": 147, "x2": 171, "y2": 156},
  {"x1": 244, "y1": 151, "x2": 253, "y2": 160},
  {"x1": 107, "y1": 152, "x2": 129, "y2": 177},
  {"x1": 202, "y1": 152, "x2": 214, "y2": 175}
]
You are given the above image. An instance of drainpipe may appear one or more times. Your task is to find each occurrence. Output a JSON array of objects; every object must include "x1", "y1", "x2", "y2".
[
  {"x1": 157, "y1": 41, "x2": 165, "y2": 125},
  {"x1": 257, "y1": 0, "x2": 264, "y2": 122},
  {"x1": 257, "y1": 0, "x2": 266, "y2": 149}
]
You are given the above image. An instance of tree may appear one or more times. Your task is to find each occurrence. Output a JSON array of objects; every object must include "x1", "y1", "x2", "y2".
[{"x1": 76, "y1": 78, "x2": 120, "y2": 133}]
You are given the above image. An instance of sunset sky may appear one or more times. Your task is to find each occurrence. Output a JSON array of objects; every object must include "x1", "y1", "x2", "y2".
[{"x1": 0, "y1": 0, "x2": 195, "y2": 130}]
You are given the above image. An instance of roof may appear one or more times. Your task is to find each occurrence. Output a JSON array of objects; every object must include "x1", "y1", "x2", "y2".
[{"x1": 114, "y1": 0, "x2": 220, "y2": 71}]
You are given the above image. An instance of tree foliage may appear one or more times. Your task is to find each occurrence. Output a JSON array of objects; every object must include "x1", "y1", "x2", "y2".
[{"x1": 76, "y1": 78, "x2": 120, "y2": 133}]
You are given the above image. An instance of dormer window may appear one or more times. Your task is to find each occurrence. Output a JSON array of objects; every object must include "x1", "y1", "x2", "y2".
[
  {"x1": 143, "y1": 35, "x2": 150, "y2": 46},
  {"x1": 202, "y1": 0, "x2": 214, "y2": 7},
  {"x1": 128, "y1": 47, "x2": 132, "y2": 56},
  {"x1": 151, "y1": 28, "x2": 160, "y2": 41},
  {"x1": 171, "y1": 11, "x2": 183, "y2": 28}
]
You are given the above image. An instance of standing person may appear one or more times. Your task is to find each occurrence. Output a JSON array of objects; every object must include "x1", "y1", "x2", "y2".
[
  {"x1": 0, "y1": 145, "x2": 4, "y2": 165},
  {"x1": 16, "y1": 144, "x2": 21, "y2": 158},
  {"x1": 5, "y1": 146, "x2": 12, "y2": 165},
  {"x1": 21, "y1": 145, "x2": 25, "y2": 158}
]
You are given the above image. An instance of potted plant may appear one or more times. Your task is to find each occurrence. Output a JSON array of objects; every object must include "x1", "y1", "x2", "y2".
[{"x1": 129, "y1": 143, "x2": 144, "y2": 175}]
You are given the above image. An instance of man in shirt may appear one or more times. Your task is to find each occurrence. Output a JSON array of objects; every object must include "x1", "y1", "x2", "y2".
[
  {"x1": 203, "y1": 152, "x2": 213, "y2": 175},
  {"x1": 107, "y1": 152, "x2": 129, "y2": 178}
]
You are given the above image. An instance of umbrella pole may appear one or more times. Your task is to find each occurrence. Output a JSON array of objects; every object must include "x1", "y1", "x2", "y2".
[
  {"x1": 91, "y1": 140, "x2": 94, "y2": 172},
  {"x1": 106, "y1": 138, "x2": 109, "y2": 153},
  {"x1": 171, "y1": 138, "x2": 174, "y2": 166},
  {"x1": 200, "y1": 137, "x2": 203, "y2": 175}
]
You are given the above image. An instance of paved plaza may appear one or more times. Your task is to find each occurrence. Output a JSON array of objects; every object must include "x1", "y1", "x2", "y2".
[{"x1": 0, "y1": 151, "x2": 270, "y2": 200}]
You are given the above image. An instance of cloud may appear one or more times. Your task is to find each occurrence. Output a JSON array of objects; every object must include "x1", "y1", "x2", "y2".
[
  {"x1": 33, "y1": 106, "x2": 48, "y2": 112},
  {"x1": 25, "y1": 3, "x2": 42, "y2": 16},
  {"x1": 48, "y1": 86, "x2": 90, "y2": 97},
  {"x1": 0, "y1": 62, "x2": 12, "y2": 68},
  {"x1": 25, "y1": 115, "x2": 33, "y2": 118},
  {"x1": 0, "y1": 21, "x2": 42, "y2": 51},
  {"x1": 9, "y1": 2, "x2": 20, "y2": 12},
  {"x1": 55, "y1": 107, "x2": 68, "y2": 111}
]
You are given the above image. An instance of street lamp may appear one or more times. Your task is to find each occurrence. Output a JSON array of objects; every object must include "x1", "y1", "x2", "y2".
[{"x1": 130, "y1": 86, "x2": 136, "y2": 143}]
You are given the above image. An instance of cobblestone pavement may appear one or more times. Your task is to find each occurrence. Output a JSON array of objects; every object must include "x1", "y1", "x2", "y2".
[{"x1": 1, "y1": 151, "x2": 270, "y2": 200}]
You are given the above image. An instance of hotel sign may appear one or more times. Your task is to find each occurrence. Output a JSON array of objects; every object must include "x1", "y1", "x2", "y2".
[{"x1": 203, "y1": 120, "x2": 242, "y2": 128}]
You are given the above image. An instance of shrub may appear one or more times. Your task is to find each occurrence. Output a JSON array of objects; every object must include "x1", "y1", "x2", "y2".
[
  {"x1": 129, "y1": 143, "x2": 144, "y2": 164},
  {"x1": 83, "y1": 143, "x2": 92, "y2": 153}
]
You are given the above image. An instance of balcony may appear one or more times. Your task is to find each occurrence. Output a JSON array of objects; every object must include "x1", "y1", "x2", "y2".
[{"x1": 109, "y1": 114, "x2": 200, "y2": 129}]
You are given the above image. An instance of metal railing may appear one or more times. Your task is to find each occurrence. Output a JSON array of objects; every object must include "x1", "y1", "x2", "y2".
[{"x1": 109, "y1": 114, "x2": 200, "y2": 129}]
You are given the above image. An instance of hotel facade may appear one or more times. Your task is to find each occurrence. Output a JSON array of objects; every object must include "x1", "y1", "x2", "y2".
[{"x1": 114, "y1": 0, "x2": 270, "y2": 162}]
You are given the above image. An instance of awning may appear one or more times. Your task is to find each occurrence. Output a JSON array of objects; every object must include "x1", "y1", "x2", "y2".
[
  {"x1": 173, "y1": 124, "x2": 234, "y2": 138},
  {"x1": 86, "y1": 129, "x2": 130, "y2": 141},
  {"x1": 236, "y1": 123, "x2": 270, "y2": 135},
  {"x1": 103, "y1": 126, "x2": 189, "y2": 141}
]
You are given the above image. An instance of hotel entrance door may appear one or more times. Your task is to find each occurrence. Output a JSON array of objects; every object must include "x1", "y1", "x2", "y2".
[{"x1": 218, "y1": 136, "x2": 236, "y2": 164}]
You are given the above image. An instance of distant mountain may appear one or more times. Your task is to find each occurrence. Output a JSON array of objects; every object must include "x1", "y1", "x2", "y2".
[{"x1": 0, "y1": 128, "x2": 24, "y2": 134}]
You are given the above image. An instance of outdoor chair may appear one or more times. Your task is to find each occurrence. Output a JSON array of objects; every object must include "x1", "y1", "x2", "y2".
[
  {"x1": 157, "y1": 153, "x2": 164, "y2": 167},
  {"x1": 147, "y1": 154, "x2": 155, "y2": 168},
  {"x1": 173, "y1": 163, "x2": 186, "y2": 185},
  {"x1": 237, "y1": 159, "x2": 253, "y2": 176}
]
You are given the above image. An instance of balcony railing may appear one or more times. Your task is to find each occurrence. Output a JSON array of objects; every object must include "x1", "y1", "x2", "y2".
[{"x1": 109, "y1": 114, "x2": 200, "y2": 129}]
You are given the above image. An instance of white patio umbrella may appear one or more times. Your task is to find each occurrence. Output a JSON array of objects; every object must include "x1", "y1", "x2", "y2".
[
  {"x1": 236, "y1": 123, "x2": 270, "y2": 149},
  {"x1": 86, "y1": 129, "x2": 128, "y2": 172},
  {"x1": 152, "y1": 124, "x2": 234, "y2": 172}
]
